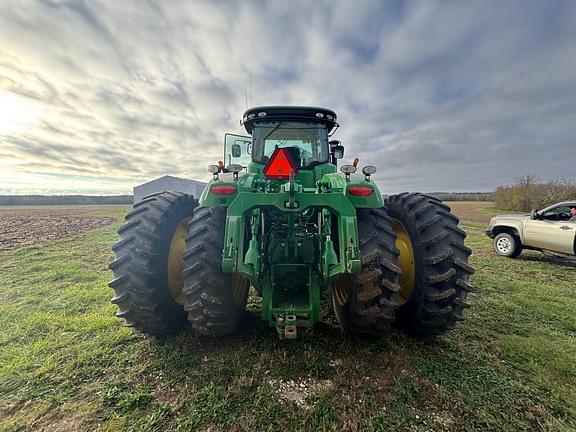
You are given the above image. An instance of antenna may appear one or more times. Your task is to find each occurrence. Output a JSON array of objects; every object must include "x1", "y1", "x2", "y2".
[
  {"x1": 244, "y1": 86, "x2": 248, "y2": 110},
  {"x1": 249, "y1": 70, "x2": 253, "y2": 106}
]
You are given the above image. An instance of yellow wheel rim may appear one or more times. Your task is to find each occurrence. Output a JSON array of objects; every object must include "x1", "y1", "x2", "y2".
[
  {"x1": 392, "y1": 218, "x2": 416, "y2": 305},
  {"x1": 167, "y1": 217, "x2": 192, "y2": 305},
  {"x1": 333, "y1": 274, "x2": 352, "y2": 306},
  {"x1": 231, "y1": 273, "x2": 249, "y2": 305}
]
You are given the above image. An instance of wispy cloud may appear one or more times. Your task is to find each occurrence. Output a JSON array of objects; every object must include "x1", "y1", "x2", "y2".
[{"x1": 0, "y1": 0, "x2": 575, "y2": 194}]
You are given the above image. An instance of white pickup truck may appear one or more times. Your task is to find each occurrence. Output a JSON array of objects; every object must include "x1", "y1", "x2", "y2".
[{"x1": 485, "y1": 200, "x2": 576, "y2": 258}]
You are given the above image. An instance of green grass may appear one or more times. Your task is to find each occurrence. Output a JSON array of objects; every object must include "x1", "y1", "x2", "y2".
[{"x1": 1, "y1": 209, "x2": 575, "y2": 431}]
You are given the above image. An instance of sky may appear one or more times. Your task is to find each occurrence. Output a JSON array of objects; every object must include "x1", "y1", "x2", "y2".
[{"x1": 0, "y1": 0, "x2": 575, "y2": 195}]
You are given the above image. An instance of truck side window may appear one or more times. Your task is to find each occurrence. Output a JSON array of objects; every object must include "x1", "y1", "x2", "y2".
[{"x1": 542, "y1": 206, "x2": 571, "y2": 221}]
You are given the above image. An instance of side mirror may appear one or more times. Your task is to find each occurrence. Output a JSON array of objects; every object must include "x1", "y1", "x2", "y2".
[
  {"x1": 329, "y1": 140, "x2": 344, "y2": 164},
  {"x1": 333, "y1": 145, "x2": 344, "y2": 159},
  {"x1": 530, "y1": 209, "x2": 539, "y2": 220},
  {"x1": 231, "y1": 144, "x2": 242, "y2": 158}
]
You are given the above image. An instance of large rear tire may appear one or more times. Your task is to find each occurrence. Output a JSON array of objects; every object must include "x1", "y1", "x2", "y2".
[
  {"x1": 109, "y1": 191, "x2": 197, "y2": 335},
  {"x1": 332, "y1": 208, "x2": 401, "y2": 335},
  {"x1": 386, "y1": 193, "x2": 475, "y2": 336},
  {"x1": 183, "y1": 207, "x2": 250, "y2": 337}
]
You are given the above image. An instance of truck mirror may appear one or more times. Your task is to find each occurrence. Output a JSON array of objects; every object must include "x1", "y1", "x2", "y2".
[
  {"x1": 530, "y1": 209, "x2": 539, "y2": 220},
  {"x1": 232, "y1": 144, "x2": 242, "y2": 158}
]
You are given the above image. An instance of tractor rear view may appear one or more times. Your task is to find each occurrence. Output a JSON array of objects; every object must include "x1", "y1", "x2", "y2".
[{"x1": 109, "y1": 106, "x2": 474, "y2": 339}]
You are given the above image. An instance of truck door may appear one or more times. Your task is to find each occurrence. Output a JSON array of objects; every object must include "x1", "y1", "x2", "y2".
[{"x1": 524, "y1": 205, "x2": 576, "y2": 255}]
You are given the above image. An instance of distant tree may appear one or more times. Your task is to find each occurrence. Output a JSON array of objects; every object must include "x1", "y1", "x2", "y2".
[
  {"x1": 427, "y1": 192, "x2": 494, "y2": 201},
  {"x1": 517, "y1": 174, "x2": 537, "y2": 212},
  {"x1": 494, "y1": 177, "x2": 576, "y2": 211}
]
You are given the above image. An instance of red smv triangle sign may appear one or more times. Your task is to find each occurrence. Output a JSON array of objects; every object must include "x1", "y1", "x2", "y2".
[{"x1": 263, "y1": 148, "x2": 298, "y2": 180}]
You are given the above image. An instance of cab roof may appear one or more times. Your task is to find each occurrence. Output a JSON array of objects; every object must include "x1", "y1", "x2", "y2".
[{"x1": 241, "y1": 106, "x2": 338, "y2": 135}]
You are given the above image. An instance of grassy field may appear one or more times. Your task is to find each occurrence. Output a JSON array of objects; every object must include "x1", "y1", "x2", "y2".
[{"x1": 1, "y1": 202, "x2": 575, "y2": 431}]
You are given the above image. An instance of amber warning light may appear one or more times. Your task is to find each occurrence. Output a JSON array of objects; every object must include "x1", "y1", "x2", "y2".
[{"x1": 263, "y1": 148, "x2": 299, "y2": 180}]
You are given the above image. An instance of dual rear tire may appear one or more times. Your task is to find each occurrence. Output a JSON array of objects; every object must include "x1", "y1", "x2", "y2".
[
  {"x1": 109, "y1": 192, "x2": 247, "y2": 337},
  {"x1": 386, "y1": 193, "x2": 475, "y2": 335},
  {"x1": 109, "y1": 191, "x2": 193, "y2": 335},
  {"x1": 109, "y1": 191, "x2": 474, "y2": 338},
  {"x1": 333, "y1": 193, "x2": 475, "y2": 336}
]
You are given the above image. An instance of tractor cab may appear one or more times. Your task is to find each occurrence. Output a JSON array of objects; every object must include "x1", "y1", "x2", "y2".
[{"x1": 224, "y1": 106, "x2": 344, "y2": 171}]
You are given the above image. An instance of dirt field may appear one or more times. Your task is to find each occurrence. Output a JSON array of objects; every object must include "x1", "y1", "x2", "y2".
[
  {"x1": 0, "y1": 206, "x2": 125, "y2": 252},
  {"x1": 0, "y1": 202, "x2": 495, "y2": 253},
  {"x1": 446, "y1": 201, "x2": 500, "y2": 224}
]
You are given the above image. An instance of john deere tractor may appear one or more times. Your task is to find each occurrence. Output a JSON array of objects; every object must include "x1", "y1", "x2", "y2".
[{"x1": 109, "y1": 106, "x2": 474, "y2": 339}]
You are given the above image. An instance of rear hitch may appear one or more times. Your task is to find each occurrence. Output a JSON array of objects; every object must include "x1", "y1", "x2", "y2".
[{"x1": 276, "y1": 314, "x2": 298, "y2": 340}]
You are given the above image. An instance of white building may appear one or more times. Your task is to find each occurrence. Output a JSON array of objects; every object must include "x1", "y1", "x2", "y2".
[{"x1": 133, "y1": 175, "x2": 207, "y2": 203}]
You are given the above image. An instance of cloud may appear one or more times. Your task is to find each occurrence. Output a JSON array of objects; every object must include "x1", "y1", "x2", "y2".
[{"x1": 0, "y1": 0, "x2": 575, "y2": 194}]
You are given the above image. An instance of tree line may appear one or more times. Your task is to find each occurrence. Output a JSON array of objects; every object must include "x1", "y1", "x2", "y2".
[
  {"x1": 429, "y1": 192, "x2": 493, "y2": 201},
  {"x1": 2, "y1": 179, "x2": 573, "y2": 210},
  {"x1": 494, "y1": 176, "x2": 576, "y2": 212},
  {"x1": 4, "y1": 192, "x2": 496, "y2": 206},
  {"x1": 0, "y1": 195, "x2": 133, "y2": 206}
]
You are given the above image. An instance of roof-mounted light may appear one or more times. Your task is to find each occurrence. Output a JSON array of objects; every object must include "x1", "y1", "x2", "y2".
[
  {"x1": 227, "y1": 164, "x2": 243, "y2": 173},
  {"x1": 340, "y1": 165, "x2": 357, "y2": 174},
  {"x1": 241, "y1": 106, "x2": 337, "y2": 135},
  {"x1": 227, "y1": 163, "x2": 243, "y2": 180},
  {"x1": 208, "y1": 164, "x2": 220, "y2": 179},
  {"x1": 362, "y1": 166, "x2": 376, "y2": 176}
]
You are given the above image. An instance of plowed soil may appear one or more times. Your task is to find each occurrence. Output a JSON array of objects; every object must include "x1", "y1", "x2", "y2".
[
  {"x1": 446, "y1": 201, "x2": 496, "y2": 224},
  {"x1": 0, "y1": 207, "x2": 118, "y2": 252}
]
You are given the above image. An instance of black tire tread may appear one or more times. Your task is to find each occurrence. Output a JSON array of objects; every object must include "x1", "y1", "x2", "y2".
[
  {"x1": 182, "y1": 207, "x2": 247, "y2": 337},
  {"x1": 108, "y1": 191, "x2": 197, "y2": 335},
  {"x1": 333, "y1": 208, "x2": 401, "y2": 335},
  {"x1": 386, "y1": 192, "x2": 475, "y2": 336}
]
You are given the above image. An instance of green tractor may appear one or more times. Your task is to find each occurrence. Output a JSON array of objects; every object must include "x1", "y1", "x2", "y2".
[{"x1": 109, "y1": 106, "x2": 474, "y2": 339}]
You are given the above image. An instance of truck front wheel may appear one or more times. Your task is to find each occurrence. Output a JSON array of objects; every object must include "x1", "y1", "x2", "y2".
[{"x1": 493, "y1": 232, "x2": 522, "y2": 258}]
